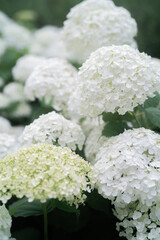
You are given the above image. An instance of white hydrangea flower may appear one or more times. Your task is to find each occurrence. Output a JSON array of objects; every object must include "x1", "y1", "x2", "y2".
[
  {"x1": 0, "y1": 94, "x2": 11, "y2": 109},
  {"x1": 9, "y1": 102, "x2": 32, "y2": 118},
  {"x1": 0, "y1": 117, "x2": 12, "y2": 135},
  {"x1": 75, "y1": 45, "x2": 160, "y2": 117},
  {"x1": 9, "y1": 126, "x2": 24, "y2": 137},
  {"x1": 85, "y1": 123, "x2": 107, "y2": 163},
  {"x1": 94, "y1": 128, "x2": 160, "y2": 206},
  {"x1": 0, "y1": 133, "x2": 19, "y2": 158},
  {"x1": 2, "y1": 22, "x2": 31, "y2": 50},
  {"x1": 0, "y1": 116, "x2": 24, "y2": 137},
  {"x1": 25, "y1": 58, "x2": 78, "y2": 112},
  {"x1": 29, "y1": 26, "x2": 67, "y2": 58},
  {"x1": 151, "y1": 57, "x2": 160, "y2": 66},
  {"x1": 20, "y1": 111, "x2": 85, "y2": 151},
  {"x1": 62, "y1": 0, "x2": 137, "y2": 63},
  {"x1": 115, "y1": 201, "x2": 160, "y2": 240},
  {"x1": 0, "y1": 11, "x2": 31, "y2": 50},
  {"x1": 12, "y1": 54, "x2": 45, "y2": 83},
  {"x1": 0, "y1": 205, "x2": 15, "y2": 240},
  {"x1": 0, "y1": 11, "x2": 11, "y2": 27},
  {"x1": 3, "y1": 82, "x2": 27, "y2": 102}
]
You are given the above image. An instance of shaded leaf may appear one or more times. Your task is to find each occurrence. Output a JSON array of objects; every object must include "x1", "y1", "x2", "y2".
[
  {"x1": 55, "y1": 200, "x2": 80, "y2": 214},
  {"x1": 12, "y1": 227, "x2": 40, "y2": 240},
  {"x1": 145, "y1": 107, "x2": 160, "y2": 128},
  {"x1": 102, "y1": 121, "x2": 130, "y2": 137},
  {"x1": 144, "y1": 92, "x2": 160, "y2": 109},
  {"x1": 87, "y1": 190, "x2": 112, "y2": 216},
  {"x1": 9, "y1": 198, "x2": 56, "y2": 217}
]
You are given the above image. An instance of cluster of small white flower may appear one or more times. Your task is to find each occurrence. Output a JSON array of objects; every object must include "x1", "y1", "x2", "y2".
[
  {"x1": 25, "y1": 58, "x2": 78, "y2": 112},
  {"x1": 0, "y1": 116, "x2": 24, "y2": 137},
  {"x1": 94, "y1": 128, "x2": 160, "y2": 239},
  {"x1": 70, "y1": 45, "x2": 160, "y2": 117},
  {"x1": 115, "y1": 201, "x2": 160, "y2": 240},
  {"x1": 62, "y1": 0, "x2": 137, "y2": 63},
  {"x1": 0, "y1": 11, "x2": 31, "y2": 50},
  {"x1": 0, "y1": 82, "x2": 32, "y2": 118},
  {"x1": 12, "y1": 54, "x2": 45, "y2": 83},
  {"x1": 20, "y1": 111, "x2": 85, "y2": 151},
  {"x1": 0, "y1": 133, "x2": 19, "y2": 158},
  {"x1": 29, "y1": 26, "x2": 67, "y2": 58}
]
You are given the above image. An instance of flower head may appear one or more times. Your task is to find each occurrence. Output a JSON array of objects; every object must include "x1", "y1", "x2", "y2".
[
  {"x1": 20, "y1": 111, "x2": 85, "y2": 151},
  {"x1": 74, "y1": 45, "x2": 160, "y2": 117},
  {"x1": 29, "y1": 26, "x2": 67, "y2": 58},
  {"x1": 0, "y1": 133, "x2": 19, "y2": 158},
  {"x1": 0, "y1": 11, "x2": 31, "y2": 50},
  {"x1": 25, "y1": 58, "x2": 77, "y2": 112},
  {"x1": 12, "y1": 54, "x2": 45, "y2": 83},
  {"x1": 115, "y1": 201, "x2": 160, "y2": 240},
  {"x1": 62, "y1": 0, "x2": 137, "y2": 63},
  {"x1": 94, "y1": 128, "x2": 160, "y2": 206},
  {"x1": 0, "y1": 143, "x2": 95, "y2": 206}
]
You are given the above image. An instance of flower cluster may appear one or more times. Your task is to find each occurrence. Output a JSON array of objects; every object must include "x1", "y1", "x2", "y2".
[
  {"x1": 20, "y1": 111, "x2": 85, "y2": 151},
  {"x1": 0, "y1": 133, "x2": 19, "y2": 158},
  {"x1": 95, "y1": 128, "x2": 160, "y2": 205},
  {"x1": 62, "y1": 0, "x2": 137, "y2": 63},
  {"x1": 0, "y1": 11, "x2": 31, "y2": 50},
  {"x1": 25, "y1": 58, "x2": 78, "y2": 112},
  {"x1": 0, "y1": 116, "x2": 24, "y2": 137},
  {"x1": 0, "y1": 205, "x2": 15, "y2": 240},
  {"x1": 0, "y1": 82, "x2": 32, "y2": 119},
  {"x1": 29, "y1": 26, "x2": 67, "y2": 58},
  {"x1": 115, "y1": 201, "x2": 160, "y2": 240},
  {"x1": 3, "y1": 82, "x2": 27, "y2": 102},
  {"x1": 74, "y1": 45, "x2": 160, "y2": 117},
  {"x1": 94, "y1": 128, "x2": 160, "y2": 239},
  {"x1": 12, "y1": 54, "x2": 45, "y2": 83},
  {"x1": 0, "y1": 143, "x2": 95, "y2": 206}
]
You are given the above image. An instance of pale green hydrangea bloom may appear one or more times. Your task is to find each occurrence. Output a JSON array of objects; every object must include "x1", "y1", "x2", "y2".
[{"x1": 0, "y1": 143, "x2": 95, "y2": 206}]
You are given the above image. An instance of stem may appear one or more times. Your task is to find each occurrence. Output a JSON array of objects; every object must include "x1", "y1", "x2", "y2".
[
  {"x1": 132, "y1": 112, "x2": 141, "y2": 128},
  {"x1": 43, "y1": 203, "x2": 48, "y2": 240},
  {"x1": 142, "y1": 114, "x2": 150, "y2": 129}
]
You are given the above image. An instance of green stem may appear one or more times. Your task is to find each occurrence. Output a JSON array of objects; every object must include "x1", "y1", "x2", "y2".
[
  {"x1": 142, "y1": 114, "x2": 150, "y2": 129},
  {"x1": 43, "y1": 203, "x2": 48, "y2": 240},
  {"x1": 132, "y1": 112, "x2": 141, "y2": 128}
]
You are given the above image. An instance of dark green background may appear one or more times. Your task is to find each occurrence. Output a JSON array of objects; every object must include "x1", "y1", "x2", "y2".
[{"x1": 0, "y1": 0, "x2": 160, "y2": 58}]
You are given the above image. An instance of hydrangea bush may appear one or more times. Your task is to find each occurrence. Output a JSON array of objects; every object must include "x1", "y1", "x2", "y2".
[{"x1": 0, "y1": 0, "x2": 160, "y2": 239}]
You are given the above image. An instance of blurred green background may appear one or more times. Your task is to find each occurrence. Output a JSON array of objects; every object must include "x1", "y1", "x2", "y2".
[{"x1": 0, "y1": 0, "x2": 160, "y2": 58}]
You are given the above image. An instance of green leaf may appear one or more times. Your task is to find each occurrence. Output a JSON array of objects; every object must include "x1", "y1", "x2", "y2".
[
  {"x1": 55, "y1": 200, "x2": 80, "y2": 214},
  {"x1": 49, "y1": 206, "x2": 90, "y2": 232},
  {"x1": 102, "y1": 121, "x2": 130, "y2": 137},
  {"x1": 9, "y1": 197, "x2": 56, "y2": 217},
  {"x1": 143, "y1": 92, "x2": 160, "y2": 109},
  {"x1": 86, "y1": 190, "x2": 112, "y2": 216},
  {"x1": 102, "y1": 111, "x2": 133, "y2": 122},
  {"x1": 12, "y1": 227, "x2": 40, "y2": 240},
  {"x1": 145, "y1": 107, "x2": 160, "y2": 128}
]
